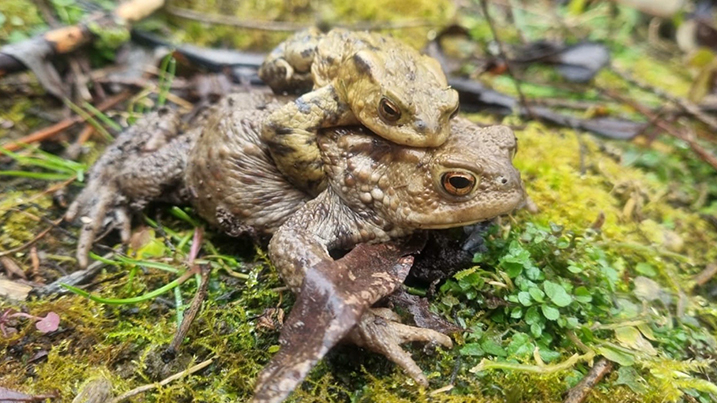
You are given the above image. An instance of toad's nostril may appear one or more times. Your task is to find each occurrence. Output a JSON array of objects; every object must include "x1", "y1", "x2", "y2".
[
  {"x1": 501, "y1": 178, "x2": 508, "y2": 185},
  {"x1": 414, "y1": 120, "x2": 427, "y2": 133}
]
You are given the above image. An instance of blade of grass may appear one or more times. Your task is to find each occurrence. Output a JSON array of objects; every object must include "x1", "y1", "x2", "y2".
[
  {"x1": 64, "y1": 99, "x2": 114, "y2": 141},
  {"x1": 169, "y1": 206, "x2": 200, "y2": 228},
  {"x1": 157, "y1": 54, "x2": 176, "y2": 107},
  {"x1": 0, "y1": 171, "x2": 75, "y2": 181},
  {"x1": 82, "y1": 102, "x2": 123, "y2": 132},
  {"x1": 61, "y1": 269, "x2": 196, "y2": 305}
]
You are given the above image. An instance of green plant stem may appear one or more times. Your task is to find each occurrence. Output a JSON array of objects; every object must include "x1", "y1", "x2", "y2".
[
  {"x1": 470, "y1": 351, "x2": 595, "y2": 374},
  {"x1": 61, "y1": 269, "x2": 196, "y2": 305}
]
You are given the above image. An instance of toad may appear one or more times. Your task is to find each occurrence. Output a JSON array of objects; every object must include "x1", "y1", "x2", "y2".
[
  {"x1": 65, "y1": 92, "x2": 524, "y2": 402},
  {"x1": 258, "y1": 28, "x2": 460, "y2": 195}
]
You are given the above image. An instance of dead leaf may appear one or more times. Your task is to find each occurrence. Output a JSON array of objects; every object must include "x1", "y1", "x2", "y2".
[
  {"x1": 0, "y1": 278, "x2": 32, "y2": 301},
  {"x1": 1, "y1": 256, "x2": 26, "y2": 280}
]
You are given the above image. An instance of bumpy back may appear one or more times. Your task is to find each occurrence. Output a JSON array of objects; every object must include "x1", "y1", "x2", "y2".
[{"x1": 186, "y1": 92, "x2": 311, "y2": 234}]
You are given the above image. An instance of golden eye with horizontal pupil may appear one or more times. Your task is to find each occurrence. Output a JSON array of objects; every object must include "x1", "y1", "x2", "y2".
[
  {"x1": 378, "y1": 97, "x2": 401, "y2": 123},
  {"x1": 441, "y1": 172, "x2": 476, "y2": 196}
]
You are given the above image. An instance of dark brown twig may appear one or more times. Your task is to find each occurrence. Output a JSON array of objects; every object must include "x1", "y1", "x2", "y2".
[
  {"x1": 0, "y1": 0, "x2": 166, "y2": 78},
  {"x1": 611, "y1": 66, "x2": 717, "y2": 135},
  {"x1": 693, "y1": 263, "x2": 717, "y2": 288},
  {"x1": 165, "y1": 5, "x2": 437, "y2": 32},
  {"x1": 1, "y1": 90, "x2": 130, "y2": 151},
  {"x1": 606, "y1": 90, "x2": 717, "y2": 171},
  {"x1": 479, "y1": 0, "x2": 533, "y2": 118},
  {"x1": 563, "y1": 358, "x2": 613, "y2": 403},
  {"x1": 0, "y1": 221, "x2": 58, "y2": 258},
  {"x1": 164, "y1": 265, "x2": 211, "y2": 358}
]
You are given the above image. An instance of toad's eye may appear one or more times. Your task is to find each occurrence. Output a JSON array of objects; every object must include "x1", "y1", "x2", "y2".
[
  {"x1": 442, "y1": 172, "x2": 476, "y2": 196},
  {"x1": 378, "y1": 97, "x2": 401, "y2": 123},
  {"x1": 449, "y1": 105, "x2": 459, "y2": 119}
]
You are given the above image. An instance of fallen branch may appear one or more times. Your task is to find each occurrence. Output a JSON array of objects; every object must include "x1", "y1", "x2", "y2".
[
  {"x1": 109, "y1": 357, "x2": 214, "y2": 403},
  {"x1": 163, "y1": 264, "x2": 211, "y2": 360},
  {"x1": 563, "y1": 358, "x2": 613, "y2": 403},
  {"x1": 611, "y1": 66, "x2": 717, "y2": 135},
  {"x1": 1, "y1": 90, "x2": 130, "y2": 152},
  {"x1": 479, "y1": 0, "x2": 534, "y2": 117},
  {"x1": 165, "y1": 5, "x2": 437, "y2": 32},
  {"x1": 607, "y1": 90, "x2": 717, "y2": 171},
  {"x1": 0, "y1": 0, "x2": 165, "y2": 97},
  {"x1": 693, "y1": 263, "x2": 717, "y2": 288}
]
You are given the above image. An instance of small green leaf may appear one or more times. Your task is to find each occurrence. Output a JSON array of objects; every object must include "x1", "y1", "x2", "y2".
[
  {"x1": 634, "y1": 262, "x2": 657, "y2": 277},
  {"x1": 442, "y1": 294, "x2": 459, "y2": 307},
  {"x1": 615, "y1": 326, "x2": 657, "y2": 356},
  {"x1": 615, "y1": 366, "x2": 648, "y2": 394},
  {"x1": 529, "y1": 287, "x2": 545, "y2": 303},
  {"x1": 507, "y1": 333, "x2": 534, "y2": 358},
  {"x1": 598, "y1": 345, "x2": 635, "y2": 366},
  {"x1": 541, "y1": 304, "x2": 560, "y2": 321},
  {"x1": 460, "y1": 343, "x2": 485, "y2": 357},
  {"x1": 518, "y1": 291, "x2": 532, "y2": 306},
  {"x1": 481, "y1": 339, "x2": 507, "y2": 357},
  {"x1": 543, "y1": 281, "x2": 572, "y2": 307},
  {"x1": 574, "y1": 286, "x2": 592, "y2": 303},
  {"x1": 524, "y1": 306, "x2": 542, "y2": 325},
  {"x1": 530, "y1": 323, "x2": 543, "y2": 338}
]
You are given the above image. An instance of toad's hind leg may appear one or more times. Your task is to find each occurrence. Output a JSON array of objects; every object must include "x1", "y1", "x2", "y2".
[
  {"x1": 259, "y1": 27, "x2": 323, "y2": 95},
  {"x1": 66, "y1": 109, "x2": 195, "y2": 267},
  {"x1": 261, "y1": 85, "x2": 355, "y2": 195}
]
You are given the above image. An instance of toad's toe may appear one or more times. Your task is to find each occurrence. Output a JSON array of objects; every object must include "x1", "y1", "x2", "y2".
[{"x1": 346, "y1": 308, "x2": 453, "y2": 386}]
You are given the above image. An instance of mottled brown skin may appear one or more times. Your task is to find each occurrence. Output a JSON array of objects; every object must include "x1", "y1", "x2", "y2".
[
  {"x1": 259, "y1": 28, "x2": 460, "y2": 195},
  {"x1": 65, "y1": 92, "x2": 524, "y2": 403}
]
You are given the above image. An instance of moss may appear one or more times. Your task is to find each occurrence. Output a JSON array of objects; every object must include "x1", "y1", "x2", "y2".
[
  {"x1": 160, "y1": 0, "x2": 454, "y2": 51},
  {"x1": 0, "y1": 191, "x2": 53, "y2": 249},
  {"x1": 0, "y1": 0, "x2": 45, "y2": 43}
]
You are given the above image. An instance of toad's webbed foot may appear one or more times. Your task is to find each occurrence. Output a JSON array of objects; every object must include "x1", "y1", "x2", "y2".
[
  {"x1": 252, "y1": 238, "x2": 425, "y2": 403},
  {"x1": 65, "y1": 108, "x2": 195, "y2": 268},
  {"x1": 258, "y1": 28, "x2": 322, "y2": 95},
  {"x1": 345, "y1": 307, "x2": 453, "y2": 387}
]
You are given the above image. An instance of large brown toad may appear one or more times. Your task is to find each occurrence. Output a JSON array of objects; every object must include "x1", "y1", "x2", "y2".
[
  {"x1": 65, "y1": 92, "x2": 524, "y2": 402},
  {"x1": 259, "y1": 28, "x2": 460, "y2": 195}
]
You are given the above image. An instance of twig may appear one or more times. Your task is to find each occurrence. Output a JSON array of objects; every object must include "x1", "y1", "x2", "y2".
[
  {"x1": 606, "y1": 90, "x2": 717, "y2": 171},
  {"x1": 479, "y1": 0, "x2": 533, "y2": 117},
  {"x1": 164, "y1": 265, "x2": 211, "y2": 358},
  {"x1": 165, "y1": 5, "x2": 437, "y2": 32},
  {"x1": 0, "y1": 221, "x2": 58, "y2": 257},
  {"x1": 76, "y1": 125, "x2": 96, "y2": 145},
  {"x1": 693, "y1": 263, "x2": 717, "y2": 288},
  {"x1": 1, "y1": 256, "x2": 26, "y2": 279},
  {"x1": 611, "y1": 66, "x2": 717, "y2": 135},
  {"x1": 0, "y1": 392, "x2": 59, "y2": 402},
  {"x1": 109, "y1": 357, "x2": 214, "y2": 403},
  {"x1": 34, "y1": 252, "x2": 113, "y2": 296},
  {"x1": 30, "y1": 246, "x2": 43, "y2": 284},
  {"x1": 563, "y1": 358, "x2": 613, "y2": 403},
  {"x1": 1, "y1": 90, "x2": 131, "y2": 151},
  {"x1": 0, "y1": 0, "x2": 166, "y2": 77}
]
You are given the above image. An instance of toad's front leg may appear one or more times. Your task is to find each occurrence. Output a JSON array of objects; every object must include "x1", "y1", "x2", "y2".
[
  {"x1": 258, "y1": 27, "x2": 323, "y2": 95},
  {"x1": 261, "y1": 85, "x2": 356, "y2": 196},
  {"x1": 254, "y1": 195, "x2": 453, "y2": 402}
]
